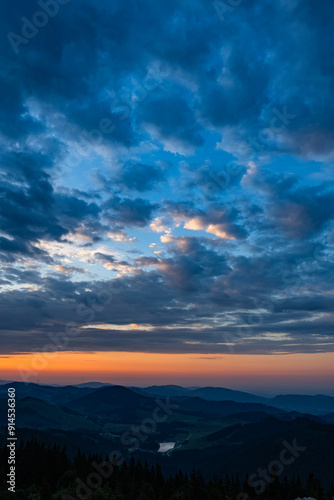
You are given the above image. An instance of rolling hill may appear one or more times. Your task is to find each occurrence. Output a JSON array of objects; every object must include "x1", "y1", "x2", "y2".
[
  {"x1": 269, "y1": 394, "x2": 334, "y2": 414},
  {"x1": 0, "y1": 397, "x2": 98, "y2": 430},
  {"x1": 65, "y1": 385, "x2": 159, "y2": 423},
  {"x1": 0, "y1": 381, "x2": 96, "y2": 405},
  {"x1": 179, "y1": 396, "x2": 285, "y2": 418}
]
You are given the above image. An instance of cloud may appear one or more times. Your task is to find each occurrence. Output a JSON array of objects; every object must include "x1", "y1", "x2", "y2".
[
  {"x1": 184, "y1": 216, "x2": 237, "y2": 240},
  {"x1": 150, "y1": 217, "x2": 171, "y2": 233},
  {"x1": 179, "y1": 160, "x2": 247, "y2": 200},
  {"x1": 95, "y1": 162, "x2": 165, "y2": 193},
  {"x1": 0, "y1": 234, "x2": 333, "y2": 355},
  {"x1": 104, "y1": 196, "x2": 159, "y2": 228},
  {"x1": 165, "y1": 206, "x2": 248, "y2": 240},
  {"x1": 138, "y1": 92, "x2": 204, "y2": 154},
  {"x1": 245, "y1": 169, "x2": 334, "y2": 238},
  {"x1": 0, "y1": 0, "x2": 333, "y2": 358},
  {"x1": 114, "y1": 162, "x2": 165, "y2": 192},
  {"x1": 107, "y1": 230, "x2": 137, "y2": 243},
  {"x1": 53, "y1": 265, "x2": 87, "y2": 275}
]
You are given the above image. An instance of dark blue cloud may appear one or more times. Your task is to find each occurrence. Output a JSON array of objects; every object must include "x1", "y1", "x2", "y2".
[
  {"x1": 246, "y1": 169, "x2": 334, "y2": 237},
  {"x1": 138, "y1": 92, "x2": 204, "y2": 151},
  {"x1": 104, "y1": 196, "x2": 159, "y2": 228},
  {"x1": 96, "y1": 162, "x2": 165, "y2": 193}
]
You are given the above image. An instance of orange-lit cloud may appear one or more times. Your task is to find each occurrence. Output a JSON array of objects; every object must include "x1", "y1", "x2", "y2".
[{"x1": 184, "y1": 217, "x2": 236, "y2": 239}]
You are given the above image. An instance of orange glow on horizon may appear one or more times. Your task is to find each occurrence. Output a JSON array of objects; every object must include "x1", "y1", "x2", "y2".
[{"x1": 0, "y1": 351, "x2": 334, "y2": 393}]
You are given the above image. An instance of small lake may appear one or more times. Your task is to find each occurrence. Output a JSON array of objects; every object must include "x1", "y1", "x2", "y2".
[{"x1": 158, "y1": 442, "x2": 175, "y2": 453}]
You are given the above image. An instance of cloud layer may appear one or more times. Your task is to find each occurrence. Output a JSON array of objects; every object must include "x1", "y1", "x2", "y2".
[{"x1": 1, "y1": 0, "x2": 334, "y2": 356}]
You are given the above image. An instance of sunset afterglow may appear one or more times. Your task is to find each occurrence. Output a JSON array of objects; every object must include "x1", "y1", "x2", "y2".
[{"x1": 0, "y1": 351, "x2": 333, "y2": 393}]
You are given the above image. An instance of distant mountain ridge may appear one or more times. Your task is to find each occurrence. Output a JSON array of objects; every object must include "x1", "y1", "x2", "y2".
[
  {"x1": 1, "y1": 381, "x2": 334, "y2": 415},
  {"x1": 65, "y1": 385, "x2": 159, "y2": 424},
  {"x1": 179, "y1": 396, "x2": 285, "y2": 418},
  {"x1": 0, "y1": 379, "x2": 13, "y2": 385},
  {"x1": 130, "y1": 385, "x2": 334, "y2": 414},
  {"x1": 271, "y1": 394, "x2": 334, "y2": 414},
  {"x1": 191, "y1": 386, "x2": 265, "y2": 403},
  {"x1": 0, "y1": 381, "x2": 97, "y2": 404},
  {"x1": 0, "y1": 396, "x2": 97, "y2": 430},
  {"x1": 74, "y1": 382, "x2": 114, "y2": 388},
  {"x1": 68, "y1": 385, "x2": 152, "y2": 410},
  {"x1": 132, "y1": 385, "x2": 265, "y2": 403}
]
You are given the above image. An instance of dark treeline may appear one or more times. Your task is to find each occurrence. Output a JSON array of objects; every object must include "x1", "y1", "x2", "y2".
[{"x1": 0, "y1": 440, "x2": 333, "y2": 500}]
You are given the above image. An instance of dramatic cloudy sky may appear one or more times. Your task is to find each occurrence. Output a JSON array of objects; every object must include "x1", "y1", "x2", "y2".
[{"x1": 1, "y1": 0, "x2": 334, "y2": 389}]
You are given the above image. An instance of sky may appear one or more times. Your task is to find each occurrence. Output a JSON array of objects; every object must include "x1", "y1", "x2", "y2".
[{"x1": 1, "y1": 0, "x2": 334, "y2": 393}]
